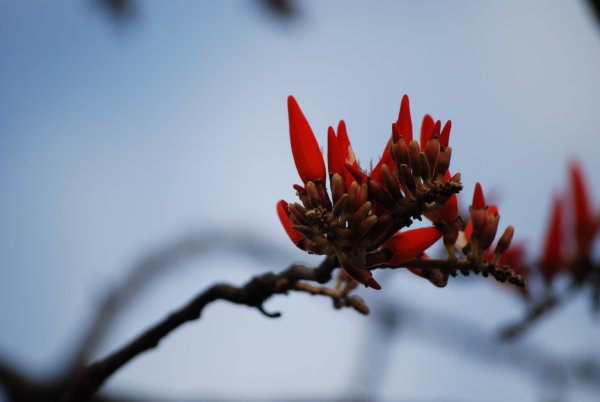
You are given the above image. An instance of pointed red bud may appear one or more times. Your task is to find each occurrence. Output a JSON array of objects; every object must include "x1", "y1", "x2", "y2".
[
  {"x1": 472, "y1": 182, "x2": 486, "y2": 209},
  {"x1": 383, "y1": 227, "x2": 443, "y2": 265},
  {"x1": 540, "y1": 195, "x2": 565, "y2": 282},
  {"x1": 345, "y1": 163, "x2": 368, "y2": 184},
  {"x1": 440, "y1": 120, "x2": 452, "y2": 148},
  {"x1": 277, "y1": 200, "x2": 306, "y2": 246},
  {"x1": 570, "y1": 161, "x2": 595, "y2": 255},
  {"x1": 336, "y1": 120, "x2": 358, "y2": 167},
  {"x1": 371, "y1": 138, "x2": 394, "y2": 183},
  {"x1": 421, "y1": 120, "x2": 441, "y2": 151},
  {"x1": 287, "y1": 96, "x2": 326, "y2": 184},
  {"x1": 341, "y1": 260, "x2": 381, "y2": 290},
  {"x1": 397, "y1": 95, "x2": 413, "y2": 145},
  {"x1": 420, "y1": 114, "x2": 435, "y2": 150},
  {"x1": 327, "y1": 126, "x2": 345, "y2": 176}
]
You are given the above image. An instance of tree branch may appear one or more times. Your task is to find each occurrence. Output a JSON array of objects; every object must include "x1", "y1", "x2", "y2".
[{"x1": 61, "y1": 255, "x2": 338, "y2": 402}]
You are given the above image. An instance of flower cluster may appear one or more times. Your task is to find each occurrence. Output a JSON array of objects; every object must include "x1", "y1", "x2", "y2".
[
  {"x1": 498, "y1": 162, "x2": 599, "y2": 338},
  {"x1": 277, "y1": 95, "x2": 522, "y2": 291},
  {"x1": 538, "y1": 162, "x2": 599, "y2": 286}
]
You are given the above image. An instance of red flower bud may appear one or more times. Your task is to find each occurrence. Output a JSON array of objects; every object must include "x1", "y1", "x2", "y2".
[
  {"x1": 383, "y1": 227, "x2": 443, "y2": 265},
  {"x1": 440, "y1": 120, "x2": 452, "y2": 149},
  {"x1": 327, "y1": 126, "x2": 345, "y2": 177},
  {"x1": 420, "y1": 114, "x2": 435, "y2": 150},
  {"x1": 397, "y1": 94, "x2": 413, "y2": 145},
  {"x1": 371, "y1": 138, "x2": 395, "y2": 183},
  {"x1": 570, "y1": 161, "x2": 596, "y2": 256},
  {"x1": 472, "y1": 182, "x2": 486, "y2": 209},
  {"x1": 277, "y1": 200, "x2": 306, "y2": 246},
  {"x1": 336, "y1": 120, "x2": 358, "y2": 167},
  {"x1": 540, "y1": 195, "x2": 565, "y2": 283},
  {"x1": 287, "y1": 96, "x2": 326, "y2": 184}
]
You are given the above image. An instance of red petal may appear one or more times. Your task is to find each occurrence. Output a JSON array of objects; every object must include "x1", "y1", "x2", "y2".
[
  {"x1": 464, "y1": 220, "x2": 473, "y2": 242},
  {"x1": 383, "y1": 227, "x2": 443, "y2": 265},
  {"x1": 336, "y1": 120, "x2": 358, "y2": 167},
  {"x1": 440, "y1": 120, "x2": 452, "y2": 148},
  {"x1": 397, "y1": 95, "x2": 413, "y2": 145},
  {"x1": 420, "y1": 114, "x2": 435, "y2": 150},
  {"x1": 327, "y1": 126, "x2": 345, "y2": 176},
  {"x1": 345, "y1": 163, "x2": 369, "y2": 184},
  {"x1": 277, "y1": 200, "x2": 306, "y2": 246},
  {"x1": 570, "y1": 161, "x2": 595, "y2": 253},
  {"x1": 287, "y1": 96, "x2": 326, "y2": 183},
  {"x1": 472, "y1": 182, "x2": 486, "y2": 209},
  {"x1": 540, "y1": 195, "x2": 564, "y2": 282},
  {"x1": 370, "y1": 138, "x2": 394, "y2": 183}
]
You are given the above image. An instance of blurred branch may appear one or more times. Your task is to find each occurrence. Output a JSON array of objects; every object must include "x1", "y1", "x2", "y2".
[
  {"x1": 61, "y1": 255, "x2": 338, "y2": 401},
  {"x1": 259, "y1": 0, "x2": 298, "y2": 19},
  {"x1": 94, "y1": 0, "x2": 136, "y2": 22},
  {"x1": 67, "y1": 229, "x2": 292, "y2": 372},
  {"x1": 348, "y1": 296, "x2": 600, "y2": 401},
  {"x1": 0, "y1": 355, "x2": 145, "y2": 402},
  {"x1": 585, "y1": 0, "x2": 600, "y2": 29}
]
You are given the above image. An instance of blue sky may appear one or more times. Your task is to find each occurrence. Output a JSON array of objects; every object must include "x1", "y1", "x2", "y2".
[{"x1": 1, "y1": 1, "x2": 599, "y2": 401}]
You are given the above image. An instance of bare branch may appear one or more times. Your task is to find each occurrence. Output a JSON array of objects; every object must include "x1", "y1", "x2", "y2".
[{"x1": 61, "y1": 255, "x2": 337, "y2": 402}]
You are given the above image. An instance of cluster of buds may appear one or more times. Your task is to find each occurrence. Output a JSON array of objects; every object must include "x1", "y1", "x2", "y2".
[
  {"x1": 277, "y1": 95, "x2": 522, "y2": 291},
  {"x1": 453, "y1": 183, "x2": 525, "y2": 287}
]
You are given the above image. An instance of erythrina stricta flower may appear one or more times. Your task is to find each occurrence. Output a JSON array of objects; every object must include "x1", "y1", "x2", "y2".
[
  {"x1": 539, "y1": 195, "x2": 565, "y2": 283},
  {"x1": 383, "y1": 227, "x2": 443, "y2": 265},
  {"x1": 287, "y1": 96, "x2": 326, "y2": 184},
  {"x1": 277, "y1": 95, "x2": 519, "y2": 290},
  {"x1": 570, "y1": 162, "x2": 596, "y2": 257},
  {"x1": 277, "y1": 95, "x2": 463, "y2": 289}
]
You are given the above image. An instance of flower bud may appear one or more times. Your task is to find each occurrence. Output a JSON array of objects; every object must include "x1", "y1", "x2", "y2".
[
  {"x1": 367, "y1": 178, "x2": 395, "y2": 209},
  {"x1": 306, "y1": 181, "x2": 321, "y2": 209},
  {"x1": 479, "y1": 213, "x2": 500, "y2": 251},
  {"x1": 409, "y1": 140, "x2": 421, "y2": 176},
  {"x1": 330, "y1": 173, "x2": 345, "y2": 205},
  {"x1": 398, "y1": 164, "x2": 416, "y2": 194},
  {"x1": 435, "y1": 146, "x2": 452, "y2": 179},
  {"x1": 351, "y1": 201, "x2": 372, "y2": 227},
  {"x1": 424, "y1": 136, "x2": 440, "y2": 175},
  {"x1": 494, "y1": 225, "x2": 514, "y2": 256},
  {"x1": 469, "y1": 206, "x2": 488, "y2": 239},
  {"x1": 316, "y1": 181, "x2": 332, "y2": 210},
  {"x1": 391, "y1": 136, "x2": 410, "y2": 166},
  {"x1": 419, "y1": 152, "x2": 431, "y2": 181},
  {"x1": 332, "y1": 193, "x2": 349, "y2": 219},
  {"x1": 288, "y1": 203, "x2": 309, "y2": 226},
  {"x1": 381, "y1": 164, "x2": 403, "y2": 200}
]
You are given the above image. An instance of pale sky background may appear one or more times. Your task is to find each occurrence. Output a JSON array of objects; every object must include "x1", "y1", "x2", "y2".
[{"x1": 1, "y1": 1, "x2": 599, "y2": 401}]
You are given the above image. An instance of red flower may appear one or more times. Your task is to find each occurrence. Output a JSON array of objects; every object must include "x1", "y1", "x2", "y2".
[
  {"x1": 276, "y1": 200, "x2": 305, "y2": 245},
  {"x1": 383, "y1": 227, "x2": 443, "y2": 265},
  {"x1": 278, "y1": 95, "x2": 461, "y2": 290},
  {"x1": 287, "y1": 96, "x2": 326, "y2": 184},
  {"x1": 472, "y1": 182, "x2": 486, "y2": 209},
  {"x1": 539, "y1": 195, "x2": 565, "y2": 283},
  {"x1": 570, "y1": 162, "x2": 596, "y2": 257},
  {"x1": 396, "y1": 94, "x2": 413, "y2": 144}
]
